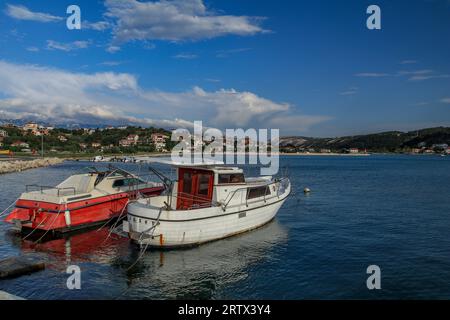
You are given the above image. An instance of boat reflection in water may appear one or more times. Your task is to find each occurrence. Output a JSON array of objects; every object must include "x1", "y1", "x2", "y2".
[
  {"x1": 16, "y1": 228, "x2": 130, "y2": 270},
  {"x1": 11, "y1": 219, "x2": 287, "y2": 299},
  {"x1": 120, "y1": 219, "x2": 288, "y2": 299}
]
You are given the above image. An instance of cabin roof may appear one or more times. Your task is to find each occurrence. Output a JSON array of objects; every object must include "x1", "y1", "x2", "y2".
[
  {"x1": 134, "y1": 157, "x2": 244, "y2": 174},
  {"x1": 135, "y1": 157, "x2": 224, "y2": 167}
]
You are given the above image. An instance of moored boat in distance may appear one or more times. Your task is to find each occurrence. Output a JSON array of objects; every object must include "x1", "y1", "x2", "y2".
[
  {"x1": 5, "y1": 166, "x2": 164, "y2": 235},
  {"x1": 123, "y1": 160, "x2": 291, "y2": 248}
]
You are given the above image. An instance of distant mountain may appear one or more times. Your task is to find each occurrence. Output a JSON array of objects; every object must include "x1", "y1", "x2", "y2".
[
  {"x1": 0, "y1": 117, "x2": 129, "y2": 130},
  {"x1": 280, "y1": 127, "x2": 450, "y2": 152}
]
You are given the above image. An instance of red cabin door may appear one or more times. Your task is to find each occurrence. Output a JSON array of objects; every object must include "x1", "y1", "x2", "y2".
[{"x1": 177, "y1": 168, "x2": 214, "y2": 210}]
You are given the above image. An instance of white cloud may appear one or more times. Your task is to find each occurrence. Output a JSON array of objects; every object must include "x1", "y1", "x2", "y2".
[
  {"x1": 0, "y1": 61, "x2": 328, "y2": 133},
  {"x1": 173, "y1": 53, "x2": 198, "y2": 59},
  {"x1": 142, "y1": 42, "x2": 156, "y2": 50},
  {"x1": 355, "y1": 73, "x2": 390, "y2": 77},
  {"x1": 195, "y1": 87, "x2": 290, "y2": 127},
  {"x1": 106, "y1": 45, "x2": 121, "y2": 53},
  {"x1": 139, "y1": 86, "x2": 330, "y2": 132},
  {"x1": 0, "y1": 60, "x2": 145, "y2": 126},
  {"x1": 82, "y1": 21, "x2": 112, "y2": 31},
  {"x1": 99, "y1": 61, "x2": 126, "y2": 66},
  {"x1": 400, "y1": 60, "x2": 418, "y2": 64},
  {"x1": 397, "y1": 69, "x2": 433, "y2": 76},
  {"x1": 26, "y1": 46, "x2": 39, "y2": 52},
  {"x1": 216, "y1": 48, "x2": 251, "y2": 58},
  {"x1": 409, "y1": 74, "x2": 450, "y2": 81},
  {"x1": 356, "y1": 69, "x2": 450, "y2": 82},
  {"x1": 396, "y1": 70, "x2": 450, "y2": 81},
  {"x1": 340, "y1": 91, "x2": 357, "y2": 96},
  {"x1": 5, "y1": 4, "x2": 63, "y2": 23},
  {"x1": 441, "y1": 98, "x2": 450, "y2": 104},
  {"x1": 46, "y1": 40, "x2": 90, "y2": 52},
  {"x1": 413, "y1": 102, "x2": 430, "y2": 106},
  {"x1": 104, "y1": 0, "x2": 267, "y2": 45},
  {"x1": 340, "y1": 87, "x2": 358, "y2": 96}
]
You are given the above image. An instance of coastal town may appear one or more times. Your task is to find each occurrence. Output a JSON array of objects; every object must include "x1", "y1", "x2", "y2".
[
  {"x1": 0, "y1": 121, "x2": 173, "y2": 157},
  {"x1": 1, "y1": 122, "x2": 450, "y2": 158}
]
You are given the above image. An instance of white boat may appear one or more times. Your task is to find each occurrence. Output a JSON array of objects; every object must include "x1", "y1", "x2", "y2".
[{"x1": 123, "y1": 160, "x2": 291, "y2": 248}]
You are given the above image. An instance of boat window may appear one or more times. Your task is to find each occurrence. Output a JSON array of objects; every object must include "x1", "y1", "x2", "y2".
[
  {"x1": 124, "y1": 178, "x2": 144, "y2": 186},
  {"x1": 247, "y1": 186, "x2": 270, "y2": 199},
  {"x1": 182, "y1": 172, "x2": 192, "y2": 194},
  {"x1": 113, "y1": 179, "x2": 125, "y2": 187},
  {"x1": 113, "y1": 178, "x2": 144, "y2": 188},
  {"x1": 198, "y1": 174, "x2": 210, "y2": 196},
  {"x1": 218, "y1": 173, "x2": 245, "y2": 184}
]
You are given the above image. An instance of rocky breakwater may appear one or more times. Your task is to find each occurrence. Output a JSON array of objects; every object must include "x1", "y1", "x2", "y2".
[{"x1": 0, "y1": 158, "x2": 64, "y2": 174}]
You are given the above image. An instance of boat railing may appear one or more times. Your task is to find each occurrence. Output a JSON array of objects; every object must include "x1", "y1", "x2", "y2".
[
  {"x1": 142, "y1": 192, "x2": 219, "y2": 210},
  {"x1": 25, "y1": 185, "x2": 77, "y2": 196},
  {"x1": 277, "y1": 177, "x2": 290, "y2": 196},
  {"x1": 221, "y1": 177, "x2": 289, "y2": 211},
  {"x1": 171, "y1": 192, "x2": 222, "y2": 210}
]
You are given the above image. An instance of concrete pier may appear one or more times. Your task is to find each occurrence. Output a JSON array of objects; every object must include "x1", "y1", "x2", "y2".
[
  {"x1": 0, "y1": 290, "x2": 25, "y2": 300},
  {"x1": 0, "y1": 256, "x2": 45, "y2": 280}
]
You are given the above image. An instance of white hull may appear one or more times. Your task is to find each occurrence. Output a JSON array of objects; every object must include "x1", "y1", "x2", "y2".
[{"x1": 125, "y1": 185, "x2": 290, "y2": 248}]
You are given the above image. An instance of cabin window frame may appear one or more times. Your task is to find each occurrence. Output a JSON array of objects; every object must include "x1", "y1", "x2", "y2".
[
  {"x1": 197, "y1": 173, "x2": 211, "y2": 196},
  {"x1": 247, "y1": 185, "x2": 271, "y2": 200},
  {"x1": 181, "y1": 171, "x2": 193, "y2": 194},
  {"x1": 218, "y1": 173, "x2": 245, "y2": 185}
]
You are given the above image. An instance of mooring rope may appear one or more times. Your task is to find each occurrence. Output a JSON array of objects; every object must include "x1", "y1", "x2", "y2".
[
  {"x1": 126, "y1": 207, "x2": 162, "y2": 271},
  {"x1": 108, "y1": 200, "x2": 130, "y2": 234},
  {"x1": 22, "y1": 212, "x2": 51, "y2": 241},
  {"x1": 99, "y1": 216, "x2": 128, "y2": 245},
  {"x1": 33, "y1": 209, "x2": 61, "y2": 244},
  {"x1": 98, "y1": 201, "x2": 131, "y2": 246},
  {"x1": 96, "y1": 199, "x2": 129, "y2": 233},
  {"x1": 126, "y1": 240, "x2": 150, "y2": 272},
  {"x1": 0, "y1": 198, "x2": 19, "y2": 218},
  {"x1": 114, "y1": 286, "x2": 132, "y2": 300}
]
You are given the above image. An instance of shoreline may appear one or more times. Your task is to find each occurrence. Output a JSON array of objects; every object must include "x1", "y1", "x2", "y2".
[
  {"x1": 278, "y1": 152, "x2": 370, "y2": 156},
  {"x1": 63, "y1": 152, "x2": 372, "y2": 161},
  {"x1": 0, "y1": 290, "x2": 25, "y2": 300}
]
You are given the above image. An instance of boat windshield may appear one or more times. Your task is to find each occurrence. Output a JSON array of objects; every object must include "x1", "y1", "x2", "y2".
[{"x1": 112, "y1": 178, "x2": 145, "y2": 188}]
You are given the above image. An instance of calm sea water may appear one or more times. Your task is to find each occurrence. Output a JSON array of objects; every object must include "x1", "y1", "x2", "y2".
[{"x1": 1, "y1": 155, "x2": 450, "y2": 299}]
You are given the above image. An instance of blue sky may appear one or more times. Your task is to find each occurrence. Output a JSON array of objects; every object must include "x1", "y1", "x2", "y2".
[{"x1": 0, "y1": 0, "x2": 449, "y2": 137}]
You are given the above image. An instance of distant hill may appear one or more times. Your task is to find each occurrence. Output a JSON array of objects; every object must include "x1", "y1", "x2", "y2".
[{"x1": 280, "y1": 127, "x2": 450, "y2": 152}]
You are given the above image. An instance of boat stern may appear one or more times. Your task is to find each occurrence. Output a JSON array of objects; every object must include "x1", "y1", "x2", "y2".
[
  {"x1": 3, "y1": 194, "x2": 67, "y2": 232},
  {"x1": 4, "y1": 207, "x2": 31, "y2": 224},
  {"x1": 4, "y1": 207, "x2": 33, "y2": 231}
]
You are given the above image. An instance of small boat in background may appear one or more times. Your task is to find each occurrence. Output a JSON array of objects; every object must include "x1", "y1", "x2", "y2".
[
  {"x1": 123, "y1": 160, "x2": 291, "y2": 248},
  {"x1": 4, "y1": 166, "x2": 164, "y2": 235}
]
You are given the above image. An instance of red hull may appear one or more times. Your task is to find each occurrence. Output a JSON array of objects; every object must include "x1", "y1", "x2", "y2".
[{"x1": 5, "y1": 186, "x2": 164, "y2": 232}]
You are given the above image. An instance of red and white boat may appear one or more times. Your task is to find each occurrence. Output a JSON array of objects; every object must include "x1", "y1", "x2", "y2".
[{"x1": 4, "y1": 167, "x2": 164, "y2": 235}]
